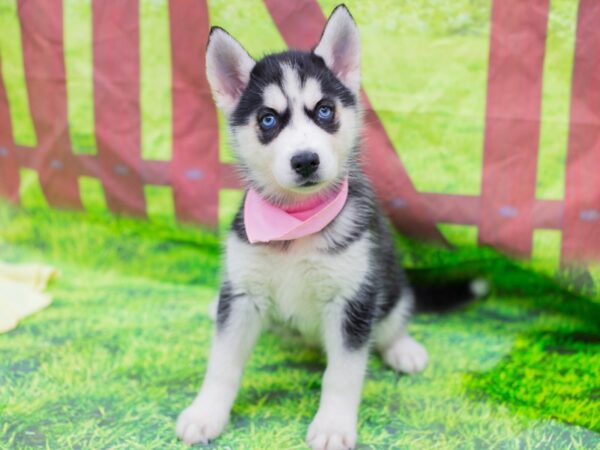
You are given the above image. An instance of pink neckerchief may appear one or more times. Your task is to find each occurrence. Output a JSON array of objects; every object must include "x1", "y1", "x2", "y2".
[{"x1": 244, "y1": 178, "x2": 349, "y2": 244}]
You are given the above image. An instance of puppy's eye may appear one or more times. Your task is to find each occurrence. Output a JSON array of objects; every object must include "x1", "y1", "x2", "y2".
[
  {"x1": 259, "y1": 113, "x2": 278, "y2": 130},
  {"x1": 316, "y1": 105, "x2": 334, "y2": 121}
]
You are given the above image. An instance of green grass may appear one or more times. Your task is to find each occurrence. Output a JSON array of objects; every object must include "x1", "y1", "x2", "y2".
[{"x1": 1, "y1": 201, "x2": 599, "y2": 450}]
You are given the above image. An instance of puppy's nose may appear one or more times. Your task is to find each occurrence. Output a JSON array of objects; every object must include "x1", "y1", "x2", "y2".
[{"x1": 291, "y1": 151, "x2": 320, "y2": 178}]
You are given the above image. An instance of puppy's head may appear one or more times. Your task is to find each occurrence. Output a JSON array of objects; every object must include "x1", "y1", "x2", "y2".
[{"x1": 206, "y1": 5, "x2": 361, "y2": 203}]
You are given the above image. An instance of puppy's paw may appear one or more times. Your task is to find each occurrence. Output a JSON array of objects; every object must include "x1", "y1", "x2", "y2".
[
  {"x1": 381, "y1": 333, "x2": 428, "y2": 374},
  {"x1": 306, "y1": 411, "x2": 357, "y2": 450},
  {"x1": 175, "y1": 404, "x2": 228, "y2": 445}
]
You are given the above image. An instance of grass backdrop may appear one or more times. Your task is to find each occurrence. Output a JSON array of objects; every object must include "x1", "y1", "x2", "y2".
[{"x1": 1, "y1": 191, "x2": 599, "y2": 449}]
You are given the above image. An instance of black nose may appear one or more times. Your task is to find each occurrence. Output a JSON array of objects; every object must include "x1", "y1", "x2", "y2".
[{"x1": 291, "y1": 151, "x2": 320, "y2": 178}]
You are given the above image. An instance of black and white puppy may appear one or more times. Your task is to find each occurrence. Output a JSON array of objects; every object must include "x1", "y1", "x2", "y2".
[{"x1": 176, "y1": 5, "x2": 484, "y2": 450}]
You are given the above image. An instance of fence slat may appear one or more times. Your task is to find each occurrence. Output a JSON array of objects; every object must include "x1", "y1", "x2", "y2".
[
  {"x1": 92, "y1": 0, "x2": 146, "y2": 217},
  {"x1": 18, "y1": 0, "x2": 82, "y2": 209},
  {"x1": 0, "y1": 64, "x2": 19, "y2": 203},
  {"x1": 168, "y1": 0, "x2": 219, "y2": 226},
  {"x1": 263, "y1": 0, "x2": 447, "y2": 244},
  {"x1": 562, "y1": 0, "x2": 600, "y2": 263},
  {"x1": 478, "y1": 0, "x2": 549, "y2": 256}
]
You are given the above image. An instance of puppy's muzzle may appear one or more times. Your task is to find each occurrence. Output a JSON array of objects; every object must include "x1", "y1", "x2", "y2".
[{"x1": 291, "y1": 151, "x2": 320, "y2": 178}]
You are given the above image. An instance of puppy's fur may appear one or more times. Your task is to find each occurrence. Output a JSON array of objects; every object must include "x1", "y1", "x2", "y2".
[{"x1": 176, "y1": 6, "x2": 484, "y2": 449}]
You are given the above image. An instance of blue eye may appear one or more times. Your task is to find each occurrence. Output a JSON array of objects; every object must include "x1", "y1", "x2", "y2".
[
  {"x1": 317, "y1": 105, "x2": 333, "y2": 120},
  {"x1": 259, "y1": 114, "x2": 277, "y2": 130}
]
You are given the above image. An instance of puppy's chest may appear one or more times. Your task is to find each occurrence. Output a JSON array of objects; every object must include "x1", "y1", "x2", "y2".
[{"x1": 226, "y1": 234, "x2": 369, "y2": 336}]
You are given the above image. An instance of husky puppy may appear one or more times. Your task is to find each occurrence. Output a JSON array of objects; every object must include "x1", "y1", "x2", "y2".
[{"x1": 176, "y1": 5, "x2": 484, "y2": 449}]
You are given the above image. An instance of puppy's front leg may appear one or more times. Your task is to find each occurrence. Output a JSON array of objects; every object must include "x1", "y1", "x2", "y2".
[
  {"x1": 307, "y1": 299, "x2": 370, "y2": 450},
  {"x1": 176, "y1": 283, "x2": 261, "y2": 445}
]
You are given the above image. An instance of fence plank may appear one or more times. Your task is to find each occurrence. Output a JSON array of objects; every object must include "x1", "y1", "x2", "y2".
[
  {"x1": 562, "y1": 0, "x2": 600, "y2": 263},
  {"x1": 92, "y1": 0, "x2": 146, "y2": 217},
  {"x1": 18, "y1": 0, "x2": 82, "y2": 209},
  {"x1": 478, "y1": 0, "x2": 549, "y2": 256},
  {"x1": 263, "y1": 0, "x2": 447, "y2": 244},
  {"x1": 168, "y1": 0, "x2": 219, "y2": 226},
  {"x1": 0, "y1": 63, "x2": 19, "y2": 203}
]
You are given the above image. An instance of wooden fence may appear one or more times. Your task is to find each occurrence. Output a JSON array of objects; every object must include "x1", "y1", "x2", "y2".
[{"x1": 0, "y1": 0, "x2": 599, "y2": 265}]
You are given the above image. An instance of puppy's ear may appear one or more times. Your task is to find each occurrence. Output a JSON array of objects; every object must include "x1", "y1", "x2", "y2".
[
  {"x1": 206, "y1": 27, "x2": 255, "y2": 115},
  {"x1": 314, "y1": 5, "x2": 360, "y2": 93}
]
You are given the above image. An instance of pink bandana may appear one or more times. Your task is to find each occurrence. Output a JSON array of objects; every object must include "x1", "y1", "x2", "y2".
[{"x1": 244, "y1": 178, "x2": 349, "y2": 244}]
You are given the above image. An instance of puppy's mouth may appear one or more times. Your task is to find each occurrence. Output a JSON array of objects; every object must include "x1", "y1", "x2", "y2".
[
  {"x1": 270, "y1": 173, "x2": 342, "y2": 203},
  {"x1": 299, "y1": 180, "x2": 320, "y2": 188},
  {"x1": 272, "y1": 170, "x2": 335, "y2": 197},
  {"x1": 290, "y1": 176, "x2": 328, "y2": 194}
]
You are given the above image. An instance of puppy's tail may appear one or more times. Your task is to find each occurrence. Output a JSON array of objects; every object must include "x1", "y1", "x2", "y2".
[{"x1": 407, "y1": 268, "x2": 490, "y2": 313}]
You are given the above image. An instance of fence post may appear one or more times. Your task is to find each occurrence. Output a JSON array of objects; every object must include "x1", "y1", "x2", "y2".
[
  {"x1": 168, "y1": 0, "x2": 220, "y2": 227},
  {"x1": 0, "y1": 67, "x2": 19, "y2": 203},
  {"x1": 561, "y1": 0, "x2": 600, "y2": 263},
  {"x1": 92, "y1": 0, "x2": 146, "y2": 217},
  {"x1": 18, "y1": 0, "x2": 82, "y2": 209},
  {"x1": 478, "y1": 0, "x2": 549, "y2": 257}
]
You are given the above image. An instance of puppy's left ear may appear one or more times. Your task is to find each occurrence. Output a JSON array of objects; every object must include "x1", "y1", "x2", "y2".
[{"x1": 314, "y1": 5, "x2": 360, "y2": 93}]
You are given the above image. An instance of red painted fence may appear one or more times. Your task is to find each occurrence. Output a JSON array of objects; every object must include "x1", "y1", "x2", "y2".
[{"x1": 0, "y1": 0, "x2": 599, "y2": 267}]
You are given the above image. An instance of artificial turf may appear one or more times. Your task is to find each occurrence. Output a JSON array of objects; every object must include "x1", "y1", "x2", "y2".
[{"x1": 1, "y1": 200, "x2": 599, "y2": 450}]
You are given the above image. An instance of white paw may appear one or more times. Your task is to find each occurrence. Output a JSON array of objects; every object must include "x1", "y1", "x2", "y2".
[
  {"x1": 175, "y1": 404, "x2": 228, "y2": 445},
  {"x1": 306, "y1": 411, "x2": 357, "y2": 450},
  {"x1": 381, "y1": 334, "x2": 428, "y2": 374}
]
